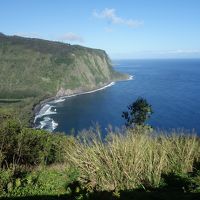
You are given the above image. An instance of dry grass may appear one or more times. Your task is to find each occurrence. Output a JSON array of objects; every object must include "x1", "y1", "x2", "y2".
[{"x1": 65, "y1": 126, "x2": 200, "y2": 191}]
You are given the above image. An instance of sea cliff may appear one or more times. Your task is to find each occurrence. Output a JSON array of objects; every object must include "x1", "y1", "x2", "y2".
[
  {"x1": 0, "y1": 33, "x2": 127, "y2": 99},
  {"x1": 0, "y1": 33, "x2": 128, "y2": 124}
]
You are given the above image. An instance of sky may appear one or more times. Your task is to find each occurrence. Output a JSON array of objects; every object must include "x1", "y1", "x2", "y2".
[{"x1": 1, "y1": 0, "x2": 200, "y2": 59}]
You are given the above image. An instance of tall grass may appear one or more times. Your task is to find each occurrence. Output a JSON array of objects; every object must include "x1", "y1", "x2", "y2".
[{"x1": 66, "y1": 126, "x2": 200, "y2": 191}]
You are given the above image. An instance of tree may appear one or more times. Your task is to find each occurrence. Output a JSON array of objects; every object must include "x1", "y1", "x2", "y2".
[{"x1": 122, "y1": 97, "x2": 153, "y2": 127}]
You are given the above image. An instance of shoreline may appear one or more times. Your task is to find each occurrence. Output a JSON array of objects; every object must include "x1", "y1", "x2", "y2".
[{"x1": 32, "y1": 75, "x2": 134, "y2": 130}]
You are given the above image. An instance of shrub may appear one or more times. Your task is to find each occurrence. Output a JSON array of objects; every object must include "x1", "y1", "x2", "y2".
[
  {"x1": 66, "y1": 127, "x2": 200, "y2": 191},
  {"x1": 0, "y1": 165, "x2": 76, "y2": 197},
  {"x1": 0, "y1": 169, "x2": 14, "y2": 195},
  {"x1": 0, "y1": 116, "x2": 70, "y2": 168}
]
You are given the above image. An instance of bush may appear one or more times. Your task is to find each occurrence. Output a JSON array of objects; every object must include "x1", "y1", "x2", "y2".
[
  {"x1": 66, "y1": 127, "x2": 200, "y2": 191},
  {"x1": 0, "y1": 116, "x2": 70, "y2": 167},
  {"x1": 0, "y1": 165, "x2": 77, "y2": 197},
  {"x1": 0, "y1": 169, "x2": 14, "y2": 195}
]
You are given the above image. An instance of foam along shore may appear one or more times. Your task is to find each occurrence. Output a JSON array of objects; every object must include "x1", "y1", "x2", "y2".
[
  {"x1": 34, "y1": 75, "x2": 134, "y2": 132},
  {"x1": 61, "y1": 81, "x2": 115, "y2": 99},
  {"x1": 34, "y1": 104, "x2": 57, "y2": 123},
  {"x1": 128, "y1": 75, "x2": 134, "y2": 80},
  {"x1": 53, "y1": 75, "x2": 133, "y2": 102},
  {"x1": 34, "y1": 82, "x2": 116, "y2": 132}
]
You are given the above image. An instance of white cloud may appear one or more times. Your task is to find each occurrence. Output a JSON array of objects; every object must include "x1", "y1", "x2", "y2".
[
  {"x1": 59, "y1": 33, "x2": 84, "y2": 43},
  {"x1": 93, "y1": 8, "x2": 143, "y2": 28}
]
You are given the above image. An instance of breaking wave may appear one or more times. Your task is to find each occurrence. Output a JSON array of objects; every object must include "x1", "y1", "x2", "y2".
[
  {"x1": 36, "y1": 116, "x2": 58, "y2": 132},
  {"x1": 51, "y1": 98, "x2": 66, "y2": 103},
  {"x1": 34, "y1": 104, "x2": 57, "y2": 123},
  {"x1": 34, "y1": 81, "x2": 116, "y2": 132},
  {"x1": 128, "y1": 75, "x2": 134, "y2": 80}
]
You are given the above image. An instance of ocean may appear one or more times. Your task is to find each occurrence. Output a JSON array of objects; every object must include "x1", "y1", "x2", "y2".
[{"x1": 34, "y1": 59, "x2": 200, "y2": 135}]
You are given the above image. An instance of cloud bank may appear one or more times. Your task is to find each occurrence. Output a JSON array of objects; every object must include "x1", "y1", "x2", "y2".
[
  {"x1": 93, "y1": 8, "x2": 143, "y2": 28},
  {"x1": 157, "y1": 49, "x2": 200, "y2": 55}
]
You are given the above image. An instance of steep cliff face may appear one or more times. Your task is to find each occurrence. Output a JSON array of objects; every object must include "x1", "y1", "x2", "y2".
[
  {"x1": 55, "y1": 49, "x2": 126, "y2": 96},
  {"x1": 0, "y1": 33, "x2": 127, "y2": 99}
]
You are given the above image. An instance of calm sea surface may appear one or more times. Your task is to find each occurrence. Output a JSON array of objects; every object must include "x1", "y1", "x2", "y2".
[{"x1": 36, "y1": 59, "x2": 200, "y2": 135}]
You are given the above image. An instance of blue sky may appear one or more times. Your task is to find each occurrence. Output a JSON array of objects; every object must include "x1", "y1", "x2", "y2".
[{"x1": 1, "y1": 0, "x2": 200, "y2": 59}]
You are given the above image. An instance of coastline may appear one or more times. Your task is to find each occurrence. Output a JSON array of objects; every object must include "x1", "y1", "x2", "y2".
[
  {"x1": 33, "y1": 82, "x2": 112, "y2": 120},
  {"x1": 32, "y1": 75, "x2": 133, "y2": 131}
]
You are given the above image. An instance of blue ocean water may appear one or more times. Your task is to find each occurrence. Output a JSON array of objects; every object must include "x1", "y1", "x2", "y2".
[{"x1": 35, "y1": 59, "x2": 200, "y2": 135}]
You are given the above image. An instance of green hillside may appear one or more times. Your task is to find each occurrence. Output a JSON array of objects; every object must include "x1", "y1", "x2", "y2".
[
  {"x1": 0, "y1": 33, "x2": 126, "y2": 99},
  {"x1": 0, "y1": 33, "x2": 127, "y2": 123}
]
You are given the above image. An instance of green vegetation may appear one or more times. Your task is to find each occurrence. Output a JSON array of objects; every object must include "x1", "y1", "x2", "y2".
[
  {"x1": 1, "y1": 33, "x2": 200, "y2": 199},
  {"x1": 0, "y1": 33, "x2": 125, "y2": 100},
  {"x1": 66, "y1": 127, "x2": 200, "y2": 191},
  {"x1": 0, "y1": 112, "x2": 200, "y2": 199},
  {"x1": 0, "y1": 33, "x2": 127, "y2": 125},
  {"x1": 122, "y1": 97, "x2": 153, "y2": 127}
]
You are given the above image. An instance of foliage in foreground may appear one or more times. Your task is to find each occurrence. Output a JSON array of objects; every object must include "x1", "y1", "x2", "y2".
[
  {"x1": 0, "y1": 117, "x2": 70, "y2": 168},
  {"x1": 0, "y1": 115, "x2": 200, "y2": 198},
  {"x1": 66, "y1": 126, "x2": 200, "y2": 191},
  {"x1": 0, "y1": 165, "x2": 79, "y2": 197}
]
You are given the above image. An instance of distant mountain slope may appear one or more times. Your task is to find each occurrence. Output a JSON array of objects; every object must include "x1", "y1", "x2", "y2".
[{"x1": 0, "y1": 33, "x2": 127, "y2": 99}]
